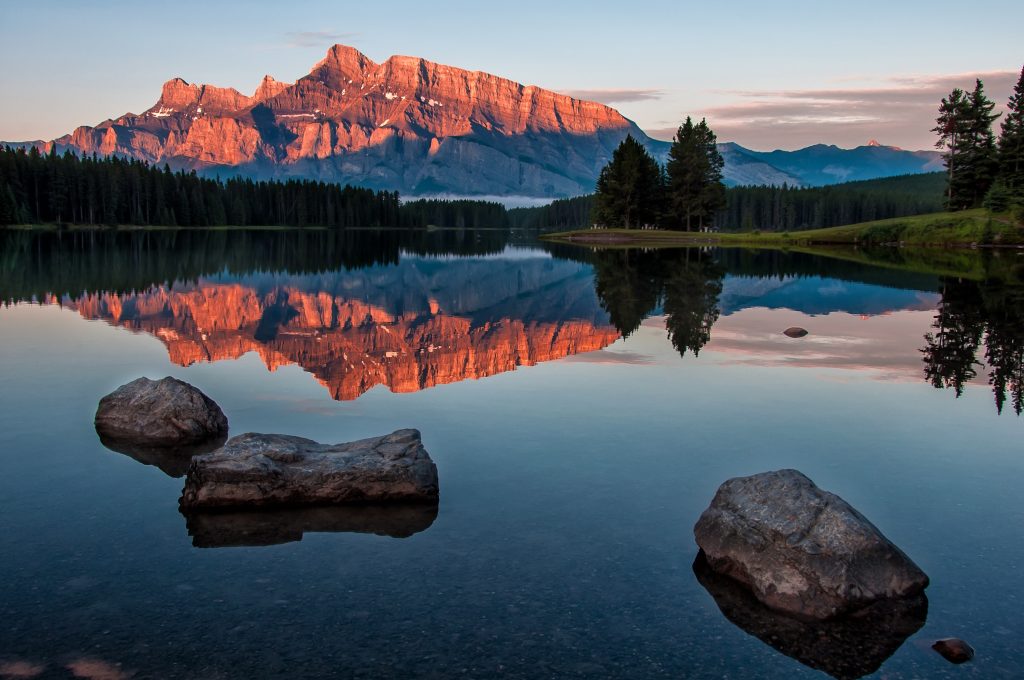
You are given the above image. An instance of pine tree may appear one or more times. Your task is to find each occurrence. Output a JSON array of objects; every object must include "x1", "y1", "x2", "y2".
[
  {"x1": 962, "y1": 79, "x2": 1000, "y2": 207},
  {"x1": 997, "y1": 66, "x2": 1024, "y2": 196},
  {"x1": 592, "y1": 135, "x2": 664, "y2": 229},
  {"x1": 666, "y1": 117, "x2": 726, "y2": 231},
  {"x1": 933, "y1": 88, "x2": 972, "y2": 210}
]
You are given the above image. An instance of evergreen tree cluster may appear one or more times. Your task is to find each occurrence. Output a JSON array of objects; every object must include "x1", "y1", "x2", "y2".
[
  {"x1": 0, "y1": 146, "x2": 512, "y2": 229},
  {"x1": 398, "y1": 199, "x2": 509, "y2": 228},
  {"x1": 712, "y1": 173, "x2": 946, "y2": 232},
  {"x1": 507, "y1": 173, "x2": 946, "y2": 232},
  {"x1": 591, "y1": 118, "x2": 726, "y2": 231},
  {"x1": 0, "y1": 146, "x2": 400, "y2": 227},
  {"x1": 934, "y1": 67, "x2": 1024, "y2": 219},
  {"x1": 507, "y1": 195, "x2": 595, "y2": 229}
]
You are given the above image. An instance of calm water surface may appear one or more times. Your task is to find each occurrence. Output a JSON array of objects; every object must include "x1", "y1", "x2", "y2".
[{"x1": 0, "y1": 229, "x2": 1021, "y2": 679}]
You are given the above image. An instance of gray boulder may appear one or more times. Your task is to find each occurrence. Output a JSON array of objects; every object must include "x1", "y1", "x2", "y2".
[
  {"x1": 95, "y1": 377, "x2": 228, "y2": 447},
  {"x1": 694, "y1": 469, "x2": 928, "y2": 620},
  {"x1": 179, "y1": 429, "x2": 439, "y2": 510}
]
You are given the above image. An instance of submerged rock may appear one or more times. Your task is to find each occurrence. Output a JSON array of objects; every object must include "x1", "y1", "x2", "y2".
[
  {"x1": 694, "y1": 552, "x2": 927, "y2": 679},
  {"x1": 932, "y1": 638, "x2": 974, "y2": 664},
  {"x1": 183, "y1": 504, "x2": 438, "y2": 547},
  {"x1": 95, "y1": 377, "x2": 228, "y2": 447},
  {"x1": 179, "y1": 429, "x2": 439, "y2": 510},
  {"x1": 694, "y1": 469, "x2": 928, "y2": 620},
  {"x1": 783, "y1": 326, "x2": 809, "y2": 338}
]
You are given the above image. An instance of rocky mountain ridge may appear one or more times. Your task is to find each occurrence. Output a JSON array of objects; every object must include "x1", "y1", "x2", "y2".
[{"x1": 20, "y1": 44, "x2": 942, "y2": 197}]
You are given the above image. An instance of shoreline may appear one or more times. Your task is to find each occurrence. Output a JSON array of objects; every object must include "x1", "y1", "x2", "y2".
[{"x1": 541, "y1": 209, "x2": 1023, "y2": 250}]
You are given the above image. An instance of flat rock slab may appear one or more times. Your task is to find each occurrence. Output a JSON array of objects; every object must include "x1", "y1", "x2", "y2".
[
  {"x1": 95, "y1": 377, "x2": 228, "y2": 447},
  {"x1": 694, "y1": 469, "x2": 928, "y2": 620},
  {"x1": 179, "y1": 429, "x2": 439, "y2": 510}
]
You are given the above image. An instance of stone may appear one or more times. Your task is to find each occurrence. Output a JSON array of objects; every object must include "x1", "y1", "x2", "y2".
[
  {"x1": 183, "y1": 504, "x2": 438, "y2": 548},
  {"x1": 179, "y1": 429, "x2": 438, "y2": 510},
  {"x1": 94, "y1": 377, "x2": 228, "y2": 448},
  {"x1": 784, "y1": 326, "x2": 809, "y2": 338},
  {"x1": 693, "y1": 469, "x2": 929, "y2": 620},
  {"x1": 932, "y1": 638, "x2": 974, "y2": 664},
  {"x1": 694, "y1": 552, "x2": 927, "y2": 680}
]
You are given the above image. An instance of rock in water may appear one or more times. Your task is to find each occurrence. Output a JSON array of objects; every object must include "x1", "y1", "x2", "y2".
[
  {"x1": 693, "y1": 552, "x2": 927, "y2": 679},
  {"x1": 179, "y1": 429, "x2": 439, "y2": 510},
  {"x1": 95, "y1": 377, "x2": 228, "y2": 447},
  {"x1": 783, "y1": 327, "x2": 809, "y2": 338},
  {"x1": 693, "y1": 469, "x2": 928, "y2": 620},
  {"x1": 932, "y1": 638, "x2": 974, "y2": 664}
]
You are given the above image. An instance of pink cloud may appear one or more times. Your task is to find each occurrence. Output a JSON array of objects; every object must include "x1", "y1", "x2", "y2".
[{"x1": 674, "y1": 70, "x2": 1019, "y2": 151}]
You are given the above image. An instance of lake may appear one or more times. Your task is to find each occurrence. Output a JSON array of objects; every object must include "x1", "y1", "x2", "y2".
[{"x1": 0, "y1": 229, "x2": 1021, "y2": 679}]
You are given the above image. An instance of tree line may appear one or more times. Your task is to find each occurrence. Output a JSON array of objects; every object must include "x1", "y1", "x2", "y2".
[
  {"x1": 591, "y1": 117, "x2": 726, "y2": 230},
  {"x1": 934, "y1": 66, "x2": 1024, "y2": 219},
  {"x1": 712, "y1": 173, "x2": 946, "y2": 231},
  {"x1": 506, "y1": 173, "x2": 946, "y2": 232},
  {"x1": 0, "y1": 146, "x2": 513, "y2": 229}
]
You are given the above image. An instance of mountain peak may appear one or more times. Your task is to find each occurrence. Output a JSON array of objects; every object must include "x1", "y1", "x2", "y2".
[
  {"x1": 254, "y1": 74, "x2": 290, "y2": 102},
  {"x1": 866, "y1": 139, "x2": 904, "y2": 151},
  {"x1": 309, "y1": 44, "x2": 377, "y2": 87}
]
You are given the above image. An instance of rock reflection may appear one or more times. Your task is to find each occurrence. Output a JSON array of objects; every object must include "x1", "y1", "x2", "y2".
[
  {"x1": 97, "y1": 433, "x2": 227, "y2": 478},
  {"x1": 693, "y1": 551, "x2": 927, "y2": 680},
  {"x1": 183, "y1": 504, "x2": 438, "y2": 547}
]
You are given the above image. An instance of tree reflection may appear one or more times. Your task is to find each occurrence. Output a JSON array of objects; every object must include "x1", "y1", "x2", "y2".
[
  {"x1": 591, "y1": 248, "x2": 724, "y2": 357},
  {"x1": 922, "y1": 275, "x2": 1024, "y2": 414}
]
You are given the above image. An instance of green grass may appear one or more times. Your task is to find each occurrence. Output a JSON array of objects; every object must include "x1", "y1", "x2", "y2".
[{"x1": 542, "y1": 209, "x2": 1024, "y2": 248}]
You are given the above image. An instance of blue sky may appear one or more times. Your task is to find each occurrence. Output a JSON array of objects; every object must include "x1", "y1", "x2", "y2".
[{"x1": 1, "y1": 0, "x2": 1021, "y2": 150}]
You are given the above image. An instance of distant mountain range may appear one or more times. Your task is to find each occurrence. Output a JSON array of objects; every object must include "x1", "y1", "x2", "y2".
[{"x1": 8, "y1": 45, "x2": 943, "y2": 198}]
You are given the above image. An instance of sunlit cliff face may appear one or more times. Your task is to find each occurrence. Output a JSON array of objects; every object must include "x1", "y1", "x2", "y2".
[{"x1": 56, "y1": 259, "x2": 620, "y2": 401}]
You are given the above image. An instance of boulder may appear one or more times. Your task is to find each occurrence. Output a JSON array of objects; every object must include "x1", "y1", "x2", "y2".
[
  {"x1": 179, "y1": 429, "x2": 438, "y2": 510},
  {"x1": 95, "y1": 377, "x2": 228, "y2": 447},
  {"x1": 694, "y1": 469, "x2": 928, "y2": 620},
  {"x1": 783, "y1": 327, "x2": 809, "y2": 338},
  {"x1": 694, "y1": 552, "x2": 927, "y2": 679},
  {"x1": 932, "y1": 638, "x2": 974, "y2": 664}
]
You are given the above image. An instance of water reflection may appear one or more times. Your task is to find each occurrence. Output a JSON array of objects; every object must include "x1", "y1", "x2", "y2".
[
  {"x1": 183, "y1": 504, "x2": 438, "y2": 547},
  {"x1": 592, "y1": 249, "x2": 724, "y2": 357},
  {"x1": 3, "y1": 228, "x2": 1024, "y2": 414},
  {"x1": 922, "y1": 276, "x2": 1024, "y2": 414},
  {"x1": 97, "y1": 433, "x2": 227, "y2": 478},
  {"x1": 694, "y1": 552, "x2": 928, "y2": 680}
]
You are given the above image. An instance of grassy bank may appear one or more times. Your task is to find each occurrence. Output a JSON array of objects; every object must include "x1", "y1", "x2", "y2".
[{"x1": 542, "y1": 209, "x2": 1023, "y2": 248}]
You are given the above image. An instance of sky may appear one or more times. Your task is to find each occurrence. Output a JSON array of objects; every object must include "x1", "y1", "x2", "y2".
[{"x1": 1, "y1": 0, "x2": 1021, "y2": 151}]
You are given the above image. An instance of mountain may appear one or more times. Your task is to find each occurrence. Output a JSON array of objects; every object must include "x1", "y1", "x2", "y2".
[
  {"x1": 42, "y1": 45, "x2": 646, "y2": 198},
  {"x1": 723, "y1": 142, "x2": 943, "y2": 186},
  {"x1": 19, "y1": 44, "x2": 942, "y2": 197}
]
